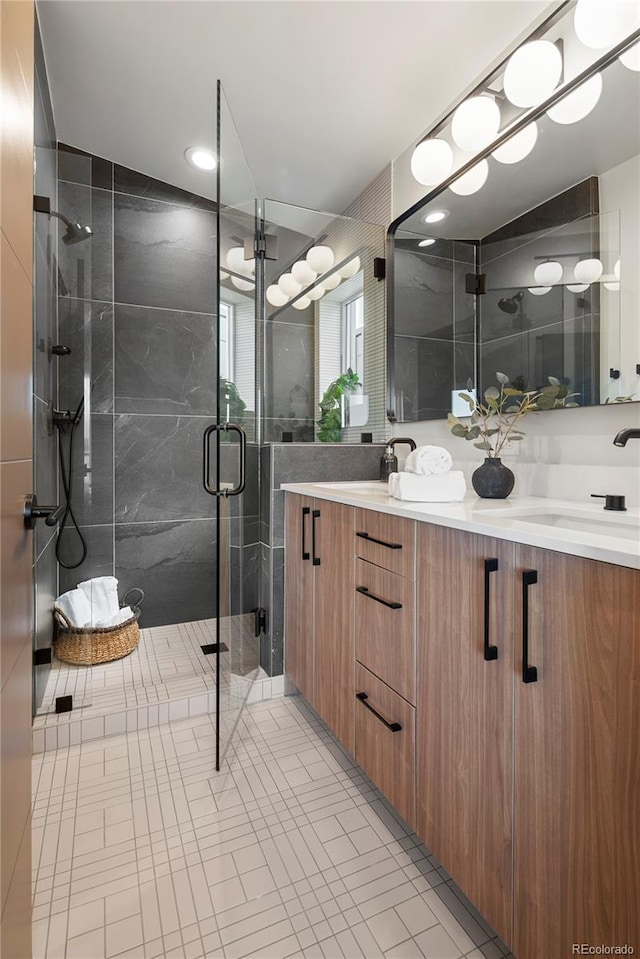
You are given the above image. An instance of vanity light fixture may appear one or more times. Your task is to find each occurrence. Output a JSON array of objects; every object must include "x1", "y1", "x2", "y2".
[
  {"x1": 451, "y1": 96, "x2": 501, "y2": 153},
  {"x1": 614, "y1": 258, "x2": 621, "y2": 280},
  {"x1": 266, "y1": 284, "x2": 288, "y2": 307},
  {"x1": 292, "y1": 295, "x2": 311, "y2": 310},
  {"x1": 231, "y1": 276, "x2": 254, "y2": 291},
  {"x1": 503, "y1": 40, "x2": 563, "y2": 108},
  {"x1": 449, "y1": 159, "x2": 489, "y2": 196},
  {"x1": 418, "y1": 238, "x2": 436, "y2": 247},
  {"x1": 410, "y1": 138, "x2": 454, "y2": 187},
  {"x1": 307, "y1": 284, "x2": 326, "y2": 302},
  {"x1": 620, "y1": 40, "x2": 640, "y2": 71},
  {"x1": 339, "y1": 256, "x2": 361, "y2": 279},
  {"x1": 574, "y1": 257, "x2": 603, "y2": 283},
  {"x1": 604, "y1": 281, "x2": 620, "y2": 292},
  {"x1": 423, "y1": 210, "x2": 448, "y2": 224},
  {"x1": 566, "y1": 283, "x2": 589, "y2": 293},
  {"x1": 491, "y1": 122, "x2": 538, "y2": 164},
  {"x1": 306, "y1": 245, "x2": 335, "y2": 274},
  {"x1": 547, "y1": 73, "x2": 603, "y2": 124},
  {"x1": 322, "y1": 273, "x2": 342, "y2": 291},
  {"x1": 184, "y1": 146, "x2": 216, "y2": 171},
  {"x1": 574, "y1": 0, "x2": 640, "y2": 51},
  {"x1": 278, "y1": 273, "x2": 302, "y2": 297},
  {"x1": 291, "y1": 260, "x2": 317, "y2": 286},
  {"x1": 534, "y1": 260, "x2": 563, "y2": 286},
  {"x1": 528, "y1": 286, "x2": 552, "y2": 295}
]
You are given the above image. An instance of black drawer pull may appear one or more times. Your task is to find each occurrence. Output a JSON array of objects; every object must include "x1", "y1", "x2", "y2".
[
  {"x1": 484, "y1": 558, "x2": 499, "y2": 661},
  {"x1": 356, "y1": 586, "x2": 402, "y2": 610},
  {"x1": 522, "y1": 569, "x2": 538, "y2": 684},
  {"x1": 301, "y1": 506, "x2": 310, "y2": 561},
  {"x1": 356, "y1": 531, "x2": 402, "y2": 550},
  {"x1": 312, "y1": 509, "x2": 320, "y2": 566},
  {"x1": 356, "y1": 692, "x2": 402, "y2": 732}
]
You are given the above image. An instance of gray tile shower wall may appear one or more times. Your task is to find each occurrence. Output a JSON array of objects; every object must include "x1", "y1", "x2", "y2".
[
  {"x1": 56, "y1": 143, "x2": 218, "y2": 626},
  {"x1": 260, "y1": 442, "x2": 386, "y2": 676}
]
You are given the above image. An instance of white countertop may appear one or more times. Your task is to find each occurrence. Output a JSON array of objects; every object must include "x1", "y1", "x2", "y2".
[{"x1": 280, "y1": 482, "x2": 640, "y2": 570}]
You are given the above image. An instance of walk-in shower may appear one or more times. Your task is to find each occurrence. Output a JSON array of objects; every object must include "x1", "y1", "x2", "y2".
[{"x1": 33, "y1": 193, "x2": 93, "y2": 244}]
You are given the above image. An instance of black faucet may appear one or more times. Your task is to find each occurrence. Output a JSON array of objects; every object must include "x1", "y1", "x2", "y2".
[
  {"x1": 613, "y1": 428, "x2": 640, "y2": 447},
  {"x1": 388, "y1": 437, "x2": 417, "y2": 453}
]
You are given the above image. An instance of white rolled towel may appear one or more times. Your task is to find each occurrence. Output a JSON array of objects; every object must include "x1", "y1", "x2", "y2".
[
  {"x1": 94, "y1": 606, "x2": 134, "y2": 629},
  {"x1": 77, "y1": 576, "x2": 120, "y2": 627},
  {"x1": 55, "y1": 588, "x2": 93, "y2": 628},
  {"x1": 388, "y1": 470, "x2": 466, "y2": 503},
  {"x1": 404, "y1": 445, "x2": 453, "y2": 476}
]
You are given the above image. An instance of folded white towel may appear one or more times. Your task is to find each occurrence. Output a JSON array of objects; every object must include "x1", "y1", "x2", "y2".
[
  {"x1": 77, "y1": 576, "x2": 120, "y2": 627},
  {"x1": 94, "y1": 606, "x2": 134, "y2": 629},
  {"x1": 55, "y1": 588, "x2": 93, "y2": 628},
  {"x1": 388, "y1": 471, "x2": 466, "y2": 503},
  {"x1": 404, "y1": 445, "x2": 453, "y2": 476}
]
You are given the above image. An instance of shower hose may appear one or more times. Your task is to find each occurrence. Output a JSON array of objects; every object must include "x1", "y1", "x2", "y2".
[{"x1": 55, "y1": 398, "x2": 88, "y2": 570}]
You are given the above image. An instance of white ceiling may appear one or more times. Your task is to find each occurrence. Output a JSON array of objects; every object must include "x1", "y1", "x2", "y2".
[{"x1": 37, "y1": 0, "x2": 552, "y2": 216}]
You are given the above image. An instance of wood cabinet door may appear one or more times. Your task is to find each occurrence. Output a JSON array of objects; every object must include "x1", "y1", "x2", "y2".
[
  {"x1": 513, "y1": 547, "x2": 640, "y2": 959},
  {"x1": 284, "y1": 495, "x2": 315, "y2": 702},
  {"x1": 313, "y1": 500, "x2": 356, "y2": 754},
  {"x1": 416, "y1": 524, "x2": 514, "y2": 947}
]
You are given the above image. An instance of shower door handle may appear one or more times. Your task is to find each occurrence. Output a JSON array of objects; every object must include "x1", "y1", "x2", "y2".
[{"x1": 203, "y1": 423, "x2": 246, "y2": 497}]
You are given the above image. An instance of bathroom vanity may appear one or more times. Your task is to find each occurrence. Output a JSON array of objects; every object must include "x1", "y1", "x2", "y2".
[{"x1": 283, "y1": 483, "x2": 640, "y2": 959}]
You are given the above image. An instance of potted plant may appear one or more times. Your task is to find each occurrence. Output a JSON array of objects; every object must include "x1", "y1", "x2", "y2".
[
  {"x1": 448, "y1": 373, "x2": 578, "y2": 498},
  {"x1": 316, "y1": 369, "x2": 360, "y2": 442}
]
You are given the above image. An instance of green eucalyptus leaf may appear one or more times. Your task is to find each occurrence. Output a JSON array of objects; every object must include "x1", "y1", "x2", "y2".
[
  {"x1": 496, "y1": 372, "x2": 509, "y2": 385},
  {"x1": 465, "y1": 426, "x2": 481, "y2": 440},
  {"x1": 548, "y1": 376, "x2": 561, "y2": 387},
  {"x1": 451, "y1": 424, "x2": 468, "y2": 438},
  {"x1": 484, "y1": 386, "x2": 500, "y2": 401}
]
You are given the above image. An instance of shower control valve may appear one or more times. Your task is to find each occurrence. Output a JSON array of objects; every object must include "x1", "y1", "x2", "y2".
[{"x1": 23, "y1": 494, "x2": 65, "y2": 530}]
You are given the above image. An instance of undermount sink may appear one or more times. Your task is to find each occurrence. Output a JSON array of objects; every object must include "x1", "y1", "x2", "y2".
[{"x1": 491, "y1": 508, "x2": 640, "y2": 540}]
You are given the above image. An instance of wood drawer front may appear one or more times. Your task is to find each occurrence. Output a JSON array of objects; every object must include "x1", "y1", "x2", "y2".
[
  {"x1": 355, "y1": 558, "x2": 415, "y2": 704},
  {"x1": 355, "y1": 664, "x2": 416, "y2": 831},
  {"x1": 355, "y1": 508, "x2": 415, "y2": 578}
]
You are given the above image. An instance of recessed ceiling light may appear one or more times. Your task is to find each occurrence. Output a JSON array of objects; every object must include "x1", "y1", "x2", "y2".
[
  {"x1": 184, "y1": 146, "x2": 216, "y2": 171},
  {"x1": 418, "y1": 238, "x2": 436, "y2": 247},
  {"x1": 423, "y1": 210, "x2": 448, "y2": 224}
]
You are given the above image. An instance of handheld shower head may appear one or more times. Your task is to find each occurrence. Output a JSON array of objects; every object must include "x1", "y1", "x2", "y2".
[{"x1": 498, "y1": 292, "x2": 524, "y2": 314}]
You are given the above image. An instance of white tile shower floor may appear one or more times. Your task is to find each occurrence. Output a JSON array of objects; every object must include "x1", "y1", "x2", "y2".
[{"x1": 32, "y1": 696, "x2": 512, "y2": 959}]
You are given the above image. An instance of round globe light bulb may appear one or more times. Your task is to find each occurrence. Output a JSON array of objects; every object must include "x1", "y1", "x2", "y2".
[
  {"x1": 410, "y1": 138, "x2": 454, "y2": 186},
  {"x1": 566, "y1": 283, "x2": 589, "y2": 293},
  {"x1": 226, "y1": 246, "x2": 247, "y2": 272},
  {"x1": 266, "y1": 284, "x2": 289, "y2": 307},
  {"x1": 339, "y1": 256, "x2": 361, "y2": 279},
  {"x1": 528, "y1": 286, "x2": 552, "y2": 296},
  {"x1": 306, "y1": 245, "x2": 335, "y2": 274},
  {"x1": 278, "y1": 273, "x2": 302, "y2": 297},
  {"x1": 449, "y1": 159, "x2": 489, "y2": 196},
  {"x1": 219, "y1": 270, "x2": 229, "y2": 280},
  {"x1": 604, "y1": 281, "x2": 620, "y2": 292},
  {"x1": 620, "y1": 40, "x2": 640, "y2": 71},
  {"x1": 292, "y1": 296, "x2": 311, "y2": 311},
  {"x1": 614, "y1": 258, "x2": 621, "y2": 280},
  {"x1": 534, "y1": 261, "x2": 563, "y2": 286},
  {"x1": 322, "y1": 273, "x2": 342, "y2": 291},
  {"x1": 547, "y1": 73, "x2": 603, "y2": 125},
  {"x1": 291, "y1": 260, "x2": 317, "y2": 287},
  {"x1": 574, "y1": 0, "x2": 639, "y2": 50},
  {"x1": 492, "y1": 122, "x2": 538, "y2": 165},
  {"x1": 451, "y1": 96, "x2": 501, "y2": 153},
  {"x1": 231, "y1": 276, "x2": 254, "y2": 292},
  {"x1": 574, "y1": 258, "x2": 603, "y2": 284},
  {"x1": 307, "y1": 284, "x2": 325, "y2": 302},
  {"x1": 503, "y1": 40, "x2": 563, "y2": 108}
]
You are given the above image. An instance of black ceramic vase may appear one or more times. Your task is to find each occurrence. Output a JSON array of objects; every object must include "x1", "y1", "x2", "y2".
[{"x1": 472, "y1": 457, "x2": 515, "y2": 499}]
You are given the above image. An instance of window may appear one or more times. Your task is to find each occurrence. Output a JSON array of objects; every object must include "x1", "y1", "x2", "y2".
[
  {"x1": 219, "y1": 302, "x2": 233, "y2": 380},
  {"x1": 343, "y1": 294, "x2": 364, "y2": 385}
]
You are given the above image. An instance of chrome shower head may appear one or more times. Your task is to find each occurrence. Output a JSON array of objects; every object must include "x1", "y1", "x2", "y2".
[{"x1": 61, "y1": 220, "x2": 94, "y2": 245}]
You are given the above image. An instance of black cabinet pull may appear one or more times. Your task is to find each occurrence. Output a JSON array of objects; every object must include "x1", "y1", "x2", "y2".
[
  {"x1": 522, "y1": 569, "x2": 538, "y2": 684},
  {"x1": 312, "y1": 509, "x2": 320, "y2": 566},
  {"x1": 484, "y1": 558, "x2": 499, "y2": 661},
  {"x1": 356, "y1": 692, "x2": 402, "y2": 732},
  {"x1": 356, "y1": 586, "x2": 402, "y2": 610},
  {"x1": 301, "y1": 506, "x2": 310, "y2": 561},
  {"x1": 356, "y1": 531, "x2": 402, "y2": 550}
]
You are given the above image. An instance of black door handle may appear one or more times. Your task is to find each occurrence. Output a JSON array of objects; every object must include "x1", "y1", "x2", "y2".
[
  {"x1": 23, "y1": 495, "x2": 64, "y2": 530},
  {"x1": 356, "y1": 530, "x2": 402, "y2": 550},
  {"x1": 312, "y1": 509, "x2": 320, "y2": 565},
  {"x1": 356, "y1": 692, "x2": 402, "y2": 732},
  {"x1": 484, "y1": 558, "x2": 499, "y2": 661},
  {"x1": 203, "y1": 422, "x2": 246, "y2": 496},
  {"x1": 301, "y1": 506, "x2": 310, "y2": 561},
  {"x1": 356, "y1": 586, "x2": 402, "y2": 610},
  {"x1": 224, "y1": 423, "x2": 246, "y2": 496},
  {"x1": 522, "y1": 569, "x2": 538, "y2": 684}
]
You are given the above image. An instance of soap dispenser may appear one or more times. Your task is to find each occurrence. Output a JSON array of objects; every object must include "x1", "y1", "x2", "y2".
[{"x1": 379, "y1": 445, "x2": 398, "y2": 482}]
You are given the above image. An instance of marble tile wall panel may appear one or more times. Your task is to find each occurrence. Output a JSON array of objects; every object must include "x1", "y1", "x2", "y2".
[
  {"x1": 58, "y1": 525, "x2": 114, "y2": 595},
  {"x1": 58, "y1": 143, "x2": 113, "y2": 191},
  {"x1": 114, "y1": 414, "x2": 216, "y2": 524},
  {"x1": 271, "y1": 442, "x2": 386, "y2": 485},
  {"x1": 58, "y1": 298, "x2": 113, "y2": 412},
  {"x1": 57, "y1": 182, "x2": 113, "y2": 301},
  {"x1": 259, "y1": 542, "x2": 271, "y2": 675},
  {"x1": 395, "y1": 336, "x2": 475, "y2": 422},
  {"x1": 228, "y1": 542, "x2": 259, "y2": 617},
  {"x1": 264, "y1": 321, "x2": 313, "y2": 423},
  {"x1": 114, "y1": 520, "x2": 216, "y2": 628},
  {"x1": 114, "y1": 304, "x2": 216, "y2": 415},
  {"x1": 270, "y1": 547, "x2": 285, "y2": 677},
  {"x1": 114, "y1": 164, "x2": 216, "y2": 210},
  {"x1": 62, "y1": 412, "x2": 114, "y2": 528},
  {"x1": 33, "y1": 536, "x2": 57, "y2": 712},
  {"x1": 114, "y1": 194, "x2": 216, "y2": 313}
]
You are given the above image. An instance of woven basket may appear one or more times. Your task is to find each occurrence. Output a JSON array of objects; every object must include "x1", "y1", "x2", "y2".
[{"x1": 53, "y1": 588, "x2": 143, "y2": 666}]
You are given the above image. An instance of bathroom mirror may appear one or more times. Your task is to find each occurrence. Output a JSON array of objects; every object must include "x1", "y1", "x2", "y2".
[{"x1": 388, "y1": 38, "x2": 640, "y2": 422}]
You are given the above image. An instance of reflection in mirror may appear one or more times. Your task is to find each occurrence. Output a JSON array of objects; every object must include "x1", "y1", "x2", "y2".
[{"x1": 389, "y1": 29, "x2": 640, "y2": 422}]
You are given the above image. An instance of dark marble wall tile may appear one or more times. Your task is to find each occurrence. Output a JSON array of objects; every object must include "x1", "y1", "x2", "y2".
[
  {"x1": 58, "y1": 298, "x2": 113, "y2": 413},
  {"x1": 61, "y1": 413, "x2": 114, "y2": 528},
  {"x1": 259, "y1": 446, "x2": 271, "y2": 546},
  {"x1": 270, "y1": 548, "x2": 284, "y2": 677},
  {"x1": 263, "y1": 419, "x2": 315, "y2": 443},
  {"x1": 114, "y1": 304, "x2": 216, "y2": 415},
  {"x1": 115, "y1": 520, "x2": 216, "y2": 628},
  {"x1": 272, "y1": 442, "x2": 386, "y2": 486},
  {"x1": 58, "y1": 524, "x2": 115, "y2": 595},
  {"x1": 33, "y1": 535, "x2": 57, "y2": 713},
  {"x1": 395, "y1": 336, "x2": 475, "y2": 422},
  {"x1": 259, "y1": 542, "x2": 271, "y2": 674},
  {"x1": 33, "y1": 398, "x2": 58, "y2": 560},
  {"x1": 394, "y1": 249, "x2": 454, "y2": 339},
  {"x1": 265, "y1": 321, "x2": 314, "y2": 423},
  {"x1": 58, "y1": 144, "x2": 113, "y2": 192},
  {"x1": 114, "y1": 164, "x2": 216, "y2": 211},
  {"x1": 114, "y1": 194, "x2": 216, "y2": 313},
  {"x1": 34, "y1": 228, "x2": 58, "y2": 406},
  {"x1": 114, "y1": 415, "x2": 216, "y2": 523},
  {"x1": 453, "y1": 260, "x2": 476, "y2": 342},
  {"x1": 228, "y1": 543, "x2": 259, "y2": 617},
  {"x1": 58, "y1": 182, "x2": 113, "y2": 301}
]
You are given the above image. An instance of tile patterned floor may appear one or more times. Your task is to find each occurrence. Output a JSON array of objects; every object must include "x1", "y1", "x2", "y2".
[{"x1": 32, "y1": 696, "x2": 512, "y2": 959}]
